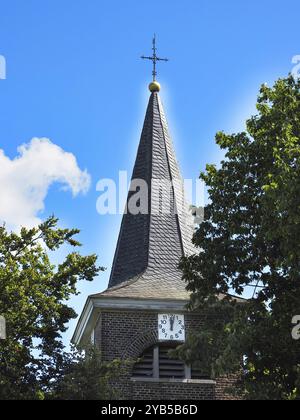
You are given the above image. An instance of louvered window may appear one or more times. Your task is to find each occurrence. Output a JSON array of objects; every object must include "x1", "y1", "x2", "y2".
[
  {"x1": 132, "y1": 344, "x2": 186, "y2": 380},
  {"x1": 159, "y1": 346, "x2": 185, "y2": 379},
  {"x1": 191, "y1": 364, "x2": 210, "y2": 380},
  {"x1": 132, "y1": 347, "x2": 154, "y2": 378}
]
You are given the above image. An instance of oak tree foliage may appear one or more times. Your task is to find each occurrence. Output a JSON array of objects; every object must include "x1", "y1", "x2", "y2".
[
  {"x1": 0, "y1": 216, "x2": 104, "y2": 399},
  {"x1": 178, "y1": 76, "x2": 300, "y2": 400}
]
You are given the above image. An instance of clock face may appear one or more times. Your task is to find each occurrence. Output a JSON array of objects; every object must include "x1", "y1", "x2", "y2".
[{"x1": 158, "y1": 314, "x2": 185, "y2": 342}]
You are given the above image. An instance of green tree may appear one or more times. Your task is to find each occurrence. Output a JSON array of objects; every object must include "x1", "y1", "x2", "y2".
[
  {"x1": 51, "y1": 346, "x2": 125, "y2": 400},
  {"x1": 0, "y1": 216, "x2": 103, "y2": 399},
  {"x1": 178, "y1": 76, "x2": 300, "y2": 400}
]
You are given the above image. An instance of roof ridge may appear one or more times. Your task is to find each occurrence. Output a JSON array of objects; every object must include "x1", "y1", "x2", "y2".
[{"x1": 156, "y1": 94, "x2": 185, "y2": 257}]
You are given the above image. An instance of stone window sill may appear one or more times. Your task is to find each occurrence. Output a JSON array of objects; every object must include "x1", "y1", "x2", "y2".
[{"x1": 131, "y1": 377, "x2": 216, "y2": 385}]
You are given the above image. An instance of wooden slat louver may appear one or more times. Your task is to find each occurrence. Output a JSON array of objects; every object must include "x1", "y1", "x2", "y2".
[
  {"x1": 132, "y1": 344, "x2": 191, "y2": 380},
  {"x1": 191, "y1": 364, "x2": 210, "y2": 380},
  {"x1": 159, "y1": 346, "x2": 185, "y2": 379},
  {"x1": 132, "y1": 348, "x2": 154, "y2": 378}
]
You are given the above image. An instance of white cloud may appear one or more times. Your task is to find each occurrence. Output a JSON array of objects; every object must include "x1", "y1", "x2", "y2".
[{"x1": 0, "y1": 138, "x2": 91, "y2": 230}]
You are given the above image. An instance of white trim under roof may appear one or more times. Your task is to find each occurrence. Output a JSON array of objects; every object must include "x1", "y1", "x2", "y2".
[{"x1": 71, "y1": 296, "x2": 189, "y2": 347}]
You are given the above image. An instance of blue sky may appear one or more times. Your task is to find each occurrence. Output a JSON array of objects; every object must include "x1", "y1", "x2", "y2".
[{"x1": 0, "y1": 0, "x2": 299, "y2": 345}]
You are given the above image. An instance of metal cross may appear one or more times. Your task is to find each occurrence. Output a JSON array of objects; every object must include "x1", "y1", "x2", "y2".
[{"x1": 141, "y1": 35, "x2": 169, "y2": 81}]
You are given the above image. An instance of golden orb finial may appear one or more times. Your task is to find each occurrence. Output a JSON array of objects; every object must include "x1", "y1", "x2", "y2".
[{"x1": 149, "y1": 81, "x2": 161, "y2": 92}]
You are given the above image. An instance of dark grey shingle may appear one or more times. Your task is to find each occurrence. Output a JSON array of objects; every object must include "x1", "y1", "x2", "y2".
[{"x1": 107, "y1": 92, "x2": 195, "y2": 298}]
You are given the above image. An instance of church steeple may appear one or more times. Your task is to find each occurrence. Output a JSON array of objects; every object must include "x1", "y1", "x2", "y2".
[
  {"x1": 106, "y1": 86, "x2": 194, "y2": 298},
  {"x1": 73, "y1": 43, "x2": 238, "y2": 400}
]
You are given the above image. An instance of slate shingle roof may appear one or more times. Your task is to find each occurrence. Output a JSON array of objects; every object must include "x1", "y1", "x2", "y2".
[{"x1": 102, "y1": 92, "x2": 195, "y2": 300}]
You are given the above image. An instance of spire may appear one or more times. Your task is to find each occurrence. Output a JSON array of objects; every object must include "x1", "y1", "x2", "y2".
[{"x1": 106, "y1": 90, "x2": 194, "y2": 299}]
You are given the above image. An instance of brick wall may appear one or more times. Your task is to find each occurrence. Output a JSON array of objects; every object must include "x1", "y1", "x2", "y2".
[
  {"x1": 95, "y1": 310, "x2": 238, "y2": 400},
  {"x1": 122, "y1": 380, "x2": 216, "y2": 400}
]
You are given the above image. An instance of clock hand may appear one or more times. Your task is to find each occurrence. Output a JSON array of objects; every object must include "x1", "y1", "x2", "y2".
[{"x1": 170, "y1": 315, "x2": 175, "y2": 332}]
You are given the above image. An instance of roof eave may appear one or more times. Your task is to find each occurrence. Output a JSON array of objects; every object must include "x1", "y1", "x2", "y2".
[
  {"x1": 71, "y1": 295, "x2": 190, "y2": 347},
  {"x1": 72, "y1": 292, "x2": 247, "y2": 347}
]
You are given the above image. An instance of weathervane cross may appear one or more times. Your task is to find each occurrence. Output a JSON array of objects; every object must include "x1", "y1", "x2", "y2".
[{"x1": 141, "y1": 35, "x2": 169, "y2": 81}]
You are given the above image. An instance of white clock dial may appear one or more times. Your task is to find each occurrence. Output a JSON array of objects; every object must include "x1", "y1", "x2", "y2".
[{"x1": 158, "y1": 314, "x2": 185, "y2": 342}]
